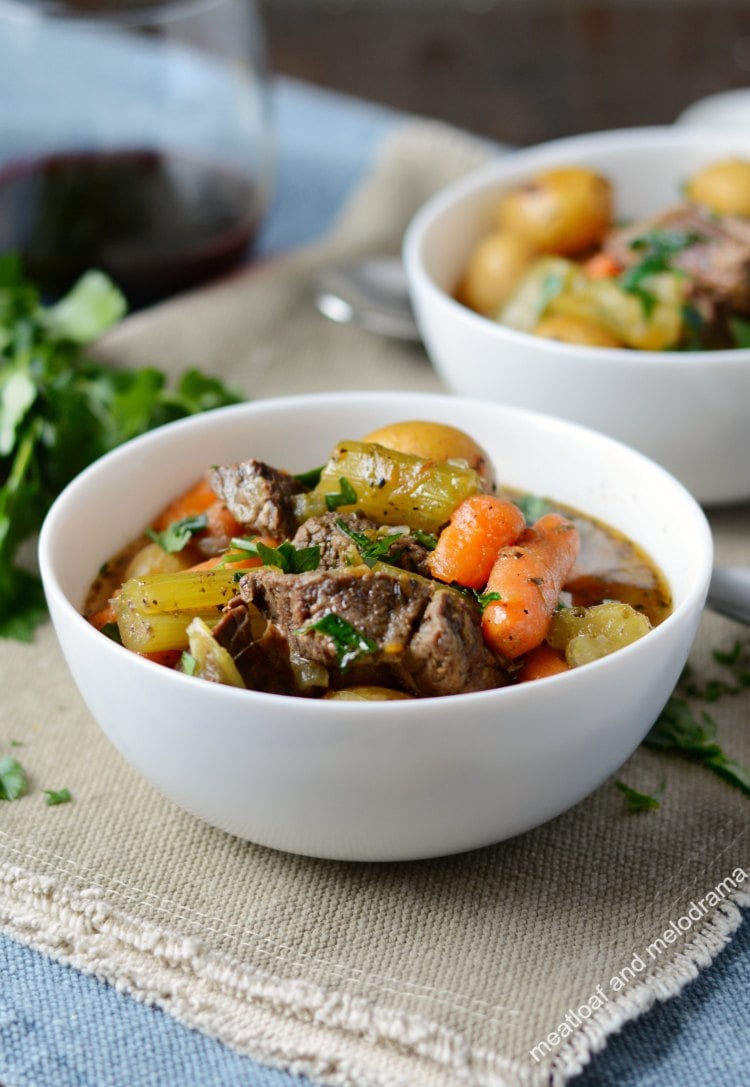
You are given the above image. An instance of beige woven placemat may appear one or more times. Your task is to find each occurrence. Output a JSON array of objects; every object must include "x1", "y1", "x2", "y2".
[{"x1": 1, "y1": 120, "x2": 749, "y2": 1087}]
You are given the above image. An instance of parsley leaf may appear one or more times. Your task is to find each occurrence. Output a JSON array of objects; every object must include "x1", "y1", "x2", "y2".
[
  {"x1": 335, "y1": 518, "x2": 406, "y2": 568},
  {"x1": 619, "y1": 229, "x2": 704, "y2": 317},
  {"x1": 729, "y1": 315, "x2": 750, "y2": 349},
  {"x1": 0, "y1": 755, "x2": 28, "y2": 800},
  {"x1": 474, "y1": 589, "x2": 502, "y2": 614},
  {"x1": 0, "y1": 258, "x2": 243, "y2": 641},
  {"x1": 298, "y1": 613, "x2": 377, "y2": 670},
  {"x1": 615, "y1": 778, "x2": 663, "y2": 813},
  {"x1": 229, "y1": 536, "x2": 320, "y2": 574},
  {"x1": 412, "y1": 529, "x2": 437, "y2": 551},
  {"x1": 180, "y1": 651, "x2": 198, "y2": 675},
  {"x1": 294, "y1": 465, "x2": 324, "y2": 488},
  {"x1": 644, "y1": 696, "x2": 750, "y2": 797},
  {"x1": 683, "y1": 639, "x2": 750, "y2": 701},
  {"x1": 515, "y1": 493, "x2": 555, "y2": 525},
  {"x1": 100, "y1": 622, "x2": 123, "y2": 644},
  {"x1": 325, "y1": 477, "x2": 357, "y2": 511},
  {"x1": 44, "y1": 787, "x2": 72, "y2": 806},
  {"x1": 146, "y1": 513, "x2": 208, "y2": 553}
]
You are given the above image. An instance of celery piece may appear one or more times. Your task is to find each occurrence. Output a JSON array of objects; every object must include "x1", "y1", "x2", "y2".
[{"x1": 310, "y1": 441, "x2": 482, "y2": 533}]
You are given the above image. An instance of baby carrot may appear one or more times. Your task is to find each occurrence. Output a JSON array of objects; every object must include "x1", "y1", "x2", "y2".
[
  {"x1": 151, "y1": 477, "x2": 217, "y2": 532},
  {"x1": 517, "y1": 642, "x2": 570, "y2": 682},
  {"x1": 88, "y1": 600, "x2": 118, "y2": 631},
  {"x1": 584, "y1": 252, "x2": 622, "y2": 279},
  {"x1": 427, "y1": 494, "x2": 526, "y2": 589},
  {"x1": 202, "y1": 501, "x2": 244, "y2": 544},
  {"x1": 481, "y1": 513, "x2": 580, "y2": 659}
]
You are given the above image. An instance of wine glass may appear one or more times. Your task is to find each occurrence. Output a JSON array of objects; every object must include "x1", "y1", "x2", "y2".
[{"x1": 0, "y1": 0, "x2": 274, "y2": 305}]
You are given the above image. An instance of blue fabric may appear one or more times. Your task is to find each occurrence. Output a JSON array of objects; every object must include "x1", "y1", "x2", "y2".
[{"x1": 1, "y1": 73, "x2": 748, "y2": 1087}]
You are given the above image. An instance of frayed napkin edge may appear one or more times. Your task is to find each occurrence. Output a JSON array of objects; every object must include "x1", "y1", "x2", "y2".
[{"x1": 1, "y1": 859, "x2": 749, "y2": 1087}]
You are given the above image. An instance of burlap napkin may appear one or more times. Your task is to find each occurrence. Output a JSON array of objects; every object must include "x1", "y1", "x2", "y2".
[{"x1": 1, "y1": 121, "x2": 748, "y2": 1087}]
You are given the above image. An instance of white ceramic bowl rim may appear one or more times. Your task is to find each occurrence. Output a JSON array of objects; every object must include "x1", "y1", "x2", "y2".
[
  {"x1": 403, "y1": 124, "x2": 750, "y2": 368},
  {"x1": 38, "y1": 390, "x2": 713, "y2": 717}
]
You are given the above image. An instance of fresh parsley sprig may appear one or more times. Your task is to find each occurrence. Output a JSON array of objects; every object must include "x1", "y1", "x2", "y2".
[
  {"x1": 147, "y1": 513, "x2": 208, "y2": 554},
  {"x1": 619, "y1": 228, "x2": 704, "y2": 317},
  {"x1": 644, "y1": 696, "x2": 750, "y2": 797},
  {"x1": 0, "y1": 254, "x2": 242, "y2": 641},
  {"x1": 0, "y1": 755, "x2": 27, "y2": 800},
  {"x1": 325, "y1": 477, "x2": 357, "y2": 511},
  {"x1": 615, "y1": 778, "x2": 664, "y2": 813},
  {"x1": 335, "y1": 518, "x2": 407, "y2": 568},
  {"x1": 298, "y1": 613, "x2": 377, "y2": 671},
  {"x1": 229, "y1": 536, "x2": 320, "y2": 574}
]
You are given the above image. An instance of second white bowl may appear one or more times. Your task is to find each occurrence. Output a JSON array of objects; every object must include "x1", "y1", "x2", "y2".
[{"x1": 403, "y1": 126, "x2": 750, "y2": 505}]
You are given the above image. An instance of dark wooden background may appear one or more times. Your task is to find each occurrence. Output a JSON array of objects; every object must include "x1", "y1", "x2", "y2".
[{"x1": 262, "y1": 0, "x2": 750, "y2": 146}]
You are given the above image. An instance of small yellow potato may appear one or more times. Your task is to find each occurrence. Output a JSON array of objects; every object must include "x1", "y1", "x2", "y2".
[
  {"x1": 456, "y1": 229, "x2": 536, "y2": 316},
  {"x1": 323, "y1": 686, "x2": 413, "y2": 701},
  {"x1": 362, "y1": 420, "x2": 494, "y2": 484},
  {"x1": 534, "y1": 313, "x2": 622, "y2": 347},
  {"x1": 497, "y1": 167, "x2": 613, "y2": 256},
  {"x1": 122, "y1": 541, "x2": 193, "y2": 581},
  {"x1": 686, "y1": 158, "x2": 750, "y2": 218}
]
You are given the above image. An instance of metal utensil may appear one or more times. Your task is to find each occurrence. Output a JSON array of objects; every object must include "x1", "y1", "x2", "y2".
[
  {"x1": 314, "y1": 256, "x2": 420, "y2": 341},
  {"x1": 706, "y1": 564, "x2": 750, "y2": 626}
]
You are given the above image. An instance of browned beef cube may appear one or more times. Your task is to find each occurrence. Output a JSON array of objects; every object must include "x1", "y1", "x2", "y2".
[
  {"x1": 227, "y1": 565, "x2": 509, "y2": 698},
  {"x1": 208, "y1": 459, "x2": 304, "y2": 539},
  {"x1": 291, "y1": 511, "x2": 432, "y2": 575},
  {"x1": 604, "y1": 203, "x2": 750, "y2": 316}
]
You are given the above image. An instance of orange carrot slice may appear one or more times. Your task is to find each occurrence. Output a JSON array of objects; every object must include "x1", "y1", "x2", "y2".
[
  {"x1": 584, "y1": 252, "x2": 622, "y2": 279},
  {"x1": 151, "y1": 477, "x2": 217, "y2": 532},
  {"x1": 517, "y1": 642, "x2": 570, "y2": 682},
  {"x1": 427, "y1": 494, "x2": 526, "y2": 589},
  {"x1": 481, "y1": 513, "x2": 580, "y2": 659}
]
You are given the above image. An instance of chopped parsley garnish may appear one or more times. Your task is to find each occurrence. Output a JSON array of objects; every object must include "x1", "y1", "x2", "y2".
[
  {"x1": 729, "y1": 315, "x2": 750, "y2": 349},
  {"x1": 644, "y1": 695, "x2": 750, "y2": 797},
  {"x1": 0, "y1": 255, "x2": 242, "y2": 641},
  {"x1": 299, "y1": 613, "x2": 377, "y2": 671},
  {"x1": 180, "y1": 651, "x2": 198, "y2": 675},
  {"x1": 474, "y1": 590, "x2": 501, "y2": 613},
  {"x1": 294, "y1": 465, "x2": 324, "y2": 488},
  {"x1": 229, "y1": 536, "x2": 320, "y2": 574},
  {"x1": 615, "y1": 778, "x2": 664, "y2": 813},
  {"x1": 335, "y1": 518, "x2": 406, "y2": 568},
  {"x1": 146, "y1": 513, "x2": 208, "y2": 553},
  {"x1": 325, "y1": 477, "x2": 357, "y2": 511},
  {"x1": 683, "y1": 638, "x2": 750, "y2": 701},
  {"x1": 44, "y1": 787, "x2": 72, "y2": 806},
  {"x1": 0, "y1": 755, "x2": 28, "y2": 800},
  {"x1": 412, "y1": 529, "x2": 438, "y2": 551},
  {"x1": 538, "y1": 270, "x2": 567, "y2": 315},
  {"x1": 100, "y1": 622, "x2": 122, "y2": 644},
  {"x1": 515, "y1": 493, "x2": 555, "y2": 525},
  {"x1": 619, "y1": 229, "x2": 704, "y2": 317}
]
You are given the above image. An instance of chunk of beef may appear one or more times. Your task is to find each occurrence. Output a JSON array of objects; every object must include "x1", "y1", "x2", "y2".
[
  {"x1": 229, "y1": 565, "x2": 509, "y2": 697},
  {"x1": 208, "y1": 459, "x2": 303, "y2": 539},
  {"x1": 604, "y1": 203, "x2": 750, "y2": 317},
  {"x1": 291, "y1": 511, "x2": 433, "y2": 576},
  {"x1": 212, "y1": 602, "x2": 297, "y2": 695},
  {"x1": 291, "y1": 511, "x2": 375, "y2": 569}
]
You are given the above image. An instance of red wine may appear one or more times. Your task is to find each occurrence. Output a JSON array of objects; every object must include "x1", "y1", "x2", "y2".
[{"x1": 0, "y1": 149, "x2": 262, "y2": 305}]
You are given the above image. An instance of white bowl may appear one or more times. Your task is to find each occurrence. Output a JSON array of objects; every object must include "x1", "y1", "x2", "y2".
[
  {"x1": 403, "y1": 126, "x2": 750, "y2": 506},
  {"x1": 676, "y1": 89, "x2": 750, "y2": 131},
  {"x1": 39, "y1": 391, "x2": 712, "y2": 861}
]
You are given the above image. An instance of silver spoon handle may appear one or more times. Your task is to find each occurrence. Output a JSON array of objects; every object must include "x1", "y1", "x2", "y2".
[{"x1": 707, "y1": 565, "x2": 750, "y2": 626}]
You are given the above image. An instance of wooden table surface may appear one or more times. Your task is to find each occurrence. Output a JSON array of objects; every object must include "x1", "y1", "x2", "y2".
[{"x1": 263, "y1": 1, "x2": 750, "y2": 147}]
